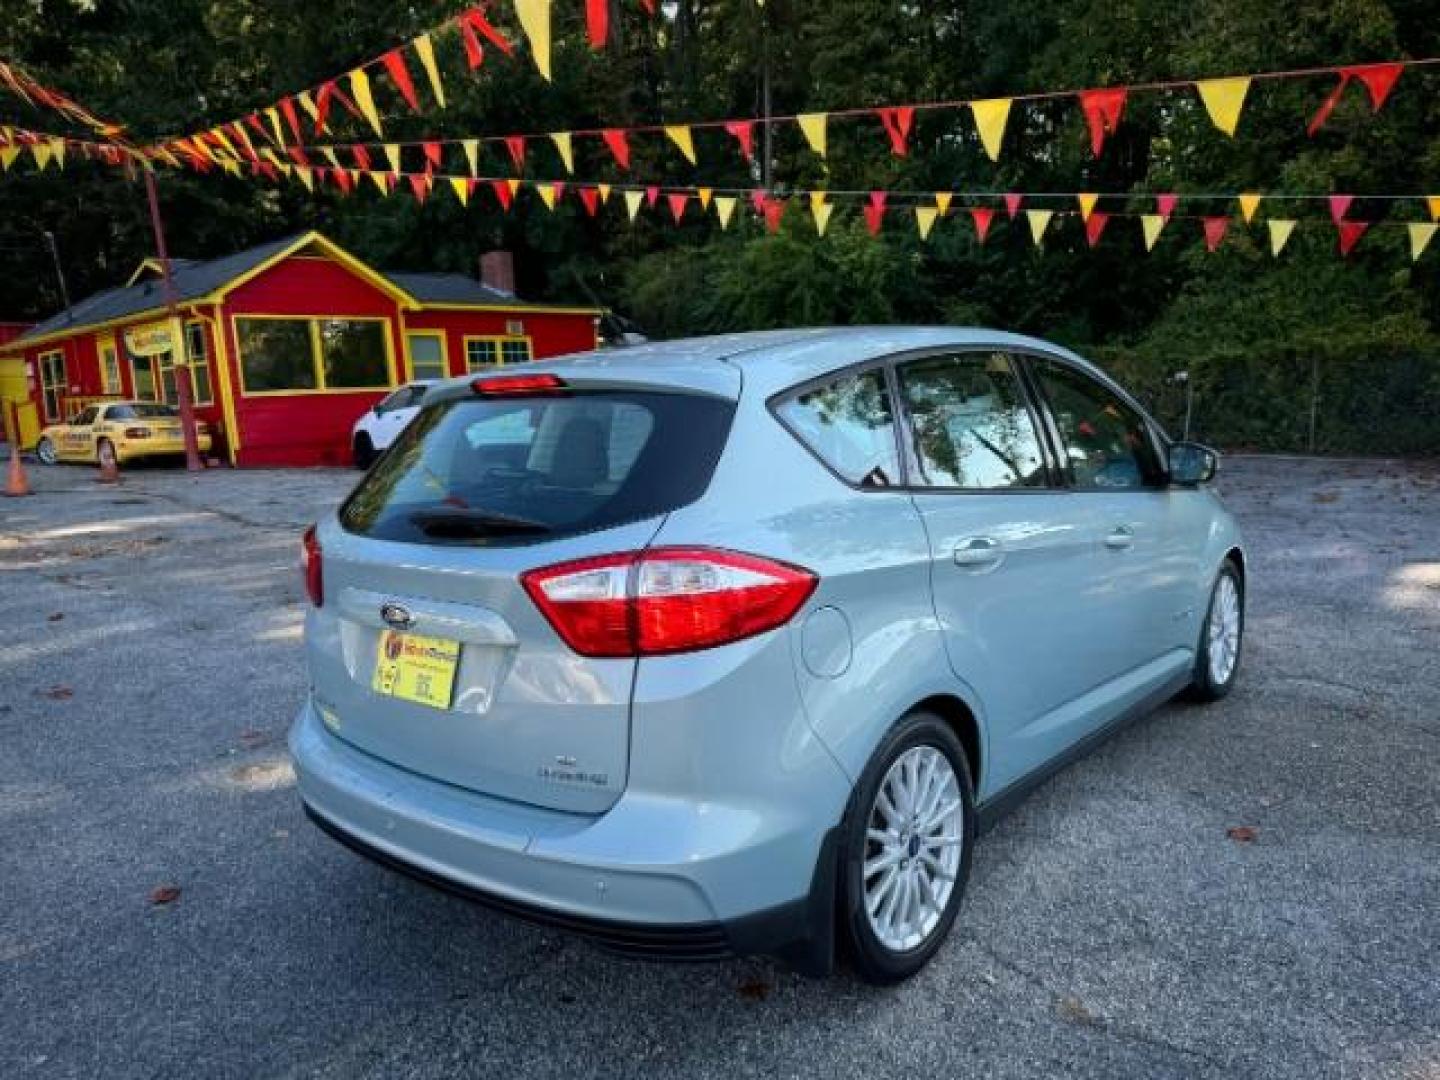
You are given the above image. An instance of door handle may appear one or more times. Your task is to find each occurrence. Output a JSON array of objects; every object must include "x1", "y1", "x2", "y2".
[
  {"x1": 1104, "y1": 525, "x2": 1135, "y2": 550},
  {"x1": 954, "y1": 536, "x2": 1004, "y2": 568}
]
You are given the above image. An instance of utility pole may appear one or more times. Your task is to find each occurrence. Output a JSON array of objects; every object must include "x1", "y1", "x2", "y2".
[
  {"x1": 43, "y1": 231, "x2": 71, "y2": 311},
  {"x1": 142, "y1": 170, "x2": 204, "y2": 472},
  {"x1": 760, "y1": 3, "x2": 772, "y2": 190}
]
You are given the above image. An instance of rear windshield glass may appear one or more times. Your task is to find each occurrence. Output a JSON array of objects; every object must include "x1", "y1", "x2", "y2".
[
  {"x1": 107, "y1": 404, "x2": 178, "y2": 420},
  {"x1": 340, "y1": 390, "x2": 736, "y2": 545}
]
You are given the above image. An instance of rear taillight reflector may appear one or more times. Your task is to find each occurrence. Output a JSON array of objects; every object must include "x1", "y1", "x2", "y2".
[
  {"x1": 301, "y1": 524, "x2": 323, "y2": 607},
  {"x1": 521, "y1": 548, "x2": 817, "y2": 658},
  {"x1": 471, "y1": 373, "x2": 566, "y2": 395}
]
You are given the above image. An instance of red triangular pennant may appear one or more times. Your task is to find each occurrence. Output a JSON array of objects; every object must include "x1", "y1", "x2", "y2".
[
  {"x1": 382, "y1": 49, "x2": 420, "y2": 112},
  {"x1": 314, "y1": 82, "x2": 335, "y2": 135},
  {"x1": 970, "y1": 207, "x2": 995, "y2": 244},
  {"x1": 586, "y1": 0, "x2": 609, "y2": 49},
  {"x1": 408, "y1": 173, "x2": 430, "y2": 203},
  {"x1": 1202, "y1": 216, "x2": 1229, "y2": 252},
  {"x1": 505, "y1": 136, "x2": 526, "y2": 171},
  {"x1": 645, "y1": 185, "x2": 661, "y2": 209},
  {"x1": 750, "y1": 189, "x2": 768, "y2": 215},
  {"x1": 422, "y1": 141, "x2": 443, "y2": 170},
  {"x1": 279, "y1": 96, "x2": 304, "y2": 145},
  {"x1": 1337, "y1": 219, "x2": 1369, "y2": 256},
  {"x1": 864, "y1": 198, "x2": 886, "y2": 236},
  {"x1": 724, "y1": 120, "x2": 755, "y2": 162},
  {"x1": 1156, "y1": 193, "x2": 1178, "y2": 222},
  {"x1": 287, "y1": 146, "x2": 311, "y2": 167},
  {"x1": 1350, "y1": 62, "x2": 1403, "y2": 110},
  {"x1": 1085, "y1": 211, "x2": 1110, "y2": 247},
  {"x1": 350, "y1": 144, "x2": 371, "y2": 170},
  {"x1": 877, "y1": 106, "x2": 915, "y2": 156},
  {"x1": 667, "y1": 192, "x2": 688, "y2": 223},
  {"x1": 762, "y1": 197, "x2": 786, "y2": 234},
  {"x1": 1329, "y1": 194, "x2": 1353, "y2": 223},
  {"x1": 578, "y1": 187, "x2": 600, "y2": 216},
  {"x1": 490, "y1": 179, "x2": 513, "y2": 210},
  {"x1": 458, "y1": 7, "x2": 514, "y2": 70},
  {"x1": 332, "y1": 168, "x2": 353, "y2": 194},
  {"x1": 601, "y1": 129, "x2": 630, "y2": 170},
  {"x1": 1003, "y1": 193, "x2": 1023, "y2": 219},
  {"x1": 1078, "y1": 87, "x2": 1127, "y2": 156}
]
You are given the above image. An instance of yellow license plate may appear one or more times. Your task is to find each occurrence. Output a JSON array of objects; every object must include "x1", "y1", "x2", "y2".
[{"x1": 372, "y1": 630, "x2": 460, "y2": 710}]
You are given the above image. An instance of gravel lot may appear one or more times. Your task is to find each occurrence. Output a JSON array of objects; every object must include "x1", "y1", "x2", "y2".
[{"x1": 1, "y1": 453, "x2": 1437, "y2": 1079}]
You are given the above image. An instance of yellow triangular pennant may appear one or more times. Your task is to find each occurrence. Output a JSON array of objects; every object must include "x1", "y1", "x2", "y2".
[
  {"x1": 30, "y1": 142, "x2": 52, "y2": 170},
  {"x1": 535, "y1": 182, "x2": 558, "y2": 210},
  {"x1": 367, "y1": 170, "x2": 390, "y2": 195},
  {"x1": 349, "y1": 69, "x2": 384, "y2": 137},
  {"x1": 697, "y1": 187, "x2": 713, "y2": 210},
  {"x1": 0, "y1": 146, "x2": 18, "y2": 171},
  {"x1": 265, "y1": 106, "x2": 286, "y2": 146},
  {"x1": 321, "y1": 147, "x2": 342, "y2": 170},
  {"x1": 1427, "y1": 196, "x2": 1440, "y2": 221},
  {"x1": 462, "y1": 139, "x2": 478, "y2": 177},
  {"x1": 1409, "y1": 222, "x2": 1437, "y2": 261},
  {"x1": 550, "y1": 132, "x2": 574, "y2": 174},
  {"x1": 810, "y1": 193, "x2": 833, "y2": 236},
  {"x1": 295, "y1": 166, "x2": 314, "y2": 191},
  {"x1": 514, "y1": 0, "x2": 552, "y2": 81},
  {"x1": 219, "y1": 158, "x2": 241, "y2": 177},
  {"x1": 665, "y1": 125, "x2": 697, "y2": 165},
  {"x1": 297, "y1": 91, "x2": 320, "y2": 123},
  {"x1": 797, "y1": 113, "x2": 828, "y2": 158},
  {"x1": 413, "y1": 34, "x2": 446, "y2": 109},
  {"x1": 1078, "y1": 193, "x2": 1099, "y2": 221},
  {"x1": 1141, "y1": 214, "x2": 1165, "y2": 251},
  {"x1": 715, "y1": 195, "x2": 738, "y2": 228},
  {"x1": 915, "y1": 206, "x2": 939, "y2": 240},
  {"x1": 506, "y1": 177, "x2": 521, "y2": 196},
  {"x1": 1268, "y1": 219, "x2": 1297, "y2": 256},
  {"x1": 383, "y1": 144, "x2": 401, "y2": 174},
  {"x1": 450, "y1": 176, "x2": 470, "y2": 205},
  {"x1": 50, "y1": 138, "x2": 65, "y2": 169},
  {"x1": 597, "y1": 183, "x2": 611, "y2": 203},
  {"x1": 935, "y1": 192, "x2": 953, "y2": 215},
  {"x1": 1238, "y1": 193, "x2": 1262, "y2": 224},
  {"x1": 624, "y1": 189, "x2": 644, "y2": 221},
  {"x1": 1195, "y1": 76, "x2": 1251, "y2": 137},
  {"x1": 970, "y1": 98, "x2": 1012, "y2": 162},
  {"x1": 1026, "y1": 209, "x2": 1054, "y2": 246}
]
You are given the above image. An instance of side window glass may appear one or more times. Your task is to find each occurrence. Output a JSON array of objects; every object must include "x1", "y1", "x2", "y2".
[
  {"x1": 897, "y1": 352, "x2": 1048, "y2": 489},
  {"x1": 1034, "y1": 360, "x2": 1161, "y2": 489},
  {"x1": 72, "y1": 406, "x2": 99, "y2": 427},
  {"x1": 775, "y1": 368, "x2": 900, "y2": 488}
]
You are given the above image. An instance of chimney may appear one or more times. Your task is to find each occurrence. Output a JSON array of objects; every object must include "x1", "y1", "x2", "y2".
[{"x1": 479, "y1": 251, "x2": 516, "y2": 296}]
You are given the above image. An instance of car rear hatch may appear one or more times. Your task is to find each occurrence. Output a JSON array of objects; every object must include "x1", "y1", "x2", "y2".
[{"x1": 306, "y1": 369, "x2": 737, "y2": 815}]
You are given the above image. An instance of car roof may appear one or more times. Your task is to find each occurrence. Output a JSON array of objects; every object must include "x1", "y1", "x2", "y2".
[{"x1": 436, "y1": 327, "x2": 1098, "y2": 401}]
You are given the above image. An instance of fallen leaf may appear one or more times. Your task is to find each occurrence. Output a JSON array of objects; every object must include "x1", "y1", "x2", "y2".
[
  {"x1": 41, "y1": 685, "x2": 73, "y2": 700},
  {"x1": 149, "y1": 885, "x2": 181, "y2": 905},
  {"x1": 1226, "y1": 825, "x2": 1259, "y2": 843},
  {"x1": 1312, "y1": 491, "x2": 1340, "y2": 504},
  {"x1": 47, "y1": 612, "x2": 64, "y2": 622},
  {"x1": 737, "y1": 977, "x2": 772, "y2": 1001},
  {"x1": 1057, "y1": 994, "x2": 1096, "y2": 1024}
]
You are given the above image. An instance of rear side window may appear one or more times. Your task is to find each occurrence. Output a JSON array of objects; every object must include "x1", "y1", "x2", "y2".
[
  {"x1": 897, "y1": 352, "x2": 1048, "y2": 489},
  {"x1": 774, "y1": 368, "x2": 900, "y2": 488},
  {"x1": 340, "y1": 390, "x2": 735, "y2": 545}
]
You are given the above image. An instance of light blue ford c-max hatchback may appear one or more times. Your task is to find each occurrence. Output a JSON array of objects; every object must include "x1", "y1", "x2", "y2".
[{"x1": 291, "y1": 327, "x2": 1244, "y2": 983}]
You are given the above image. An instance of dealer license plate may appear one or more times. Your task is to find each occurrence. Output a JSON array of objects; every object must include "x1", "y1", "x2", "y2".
[{"x1": 372, "y1": 630, "x2": 460, "y2": 710}]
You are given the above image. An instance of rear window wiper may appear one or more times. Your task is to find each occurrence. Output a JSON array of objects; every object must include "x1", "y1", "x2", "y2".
[{"x1": 407, "y1": 507, "x2": 552, "y2": 537}]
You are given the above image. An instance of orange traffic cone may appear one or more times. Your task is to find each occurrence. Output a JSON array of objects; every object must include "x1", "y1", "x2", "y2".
[
  {"x1": 97, "y1": 441, "x2": 120, "y2": 484},
  {"x1": 4, "y1": 444, "x2": 30, "y2": 497}
]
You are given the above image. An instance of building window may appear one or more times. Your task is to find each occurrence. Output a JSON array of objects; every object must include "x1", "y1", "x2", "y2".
[
  {"x1": 465, "y1": 336, "x2": 533, "y2": 372},
  {"x1": 406, "y1": 332, "x2": 447, "y2": 380},
  {"x1": 39, "y1": 350, "x2": 66, "y2": 421},
  {"x1": 184, "y1": 322, "x2": 214, "y2": 405},
  {"x1": 131, "y1": 353, "x2": 156, "y2": 401},
  {"x1": 100, "y1": 341, "x2": 122, "y2": 395},
  {"x1": 235, "y1": 317, "x2": 390, "y2": 394}
]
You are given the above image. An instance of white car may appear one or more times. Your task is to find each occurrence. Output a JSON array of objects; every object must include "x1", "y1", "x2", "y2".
[{"x1": 351, "y1": 381, "x2": 434, "y2": 468}]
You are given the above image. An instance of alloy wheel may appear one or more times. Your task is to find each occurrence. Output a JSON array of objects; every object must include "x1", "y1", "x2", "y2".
[{"x1": 1208, "y1": 573, "x2": 1241, "y2": 686}]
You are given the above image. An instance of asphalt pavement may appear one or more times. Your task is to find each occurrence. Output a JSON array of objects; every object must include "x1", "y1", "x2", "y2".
[{"x1": 1, "y1": 453, "x2": 1436, "y2": 1079}]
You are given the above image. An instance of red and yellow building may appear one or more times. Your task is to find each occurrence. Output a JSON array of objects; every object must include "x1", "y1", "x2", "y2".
[{"x1": 0, "y1": 231, "x2": 602, "y2": 466}]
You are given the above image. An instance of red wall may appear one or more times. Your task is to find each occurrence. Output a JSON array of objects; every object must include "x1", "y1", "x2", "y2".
[
  {"x1": 404, "y1": 308, "x2": 598, "y2": 377},
  {"x1": 223, "y1": 256, "x2": 405, "y2": 467}
]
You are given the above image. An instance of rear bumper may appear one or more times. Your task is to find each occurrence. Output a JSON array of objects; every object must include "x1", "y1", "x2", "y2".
[
  {"x1": 289, "y1": 699, "x2": 841, "y2": 973},
  {"x1": 116, "y1": 434, "x2": 213, "y2": 461}
]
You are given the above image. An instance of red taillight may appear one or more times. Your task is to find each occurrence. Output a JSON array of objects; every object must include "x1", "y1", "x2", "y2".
[
  {"x1": 521, "y1": 547, "x2": 817, "y2": 658},
  {"x1": 471, "y1": 373, "x2": 566, "y2": 395},
  {"x1": 301, "y1": 525, "x2": 323, "y2": 607}
]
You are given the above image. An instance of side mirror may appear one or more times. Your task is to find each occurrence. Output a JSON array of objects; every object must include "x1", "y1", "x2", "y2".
[{"x1": 1168, "y1": 441, "x2": 1218, "y2": 486}]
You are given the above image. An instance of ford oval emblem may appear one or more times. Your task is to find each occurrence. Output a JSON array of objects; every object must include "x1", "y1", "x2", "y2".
[{"x1": 380, "y1": 602, "x2": 414, "y2": 629}]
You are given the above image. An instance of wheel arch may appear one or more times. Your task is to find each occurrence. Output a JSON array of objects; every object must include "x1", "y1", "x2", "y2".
[
  {"x1": 1223, "y1": 546, "x2": 1245, "y2": 585},
  {"x1": 910, "y1": 693, "x2": 982, "y2": 795}
]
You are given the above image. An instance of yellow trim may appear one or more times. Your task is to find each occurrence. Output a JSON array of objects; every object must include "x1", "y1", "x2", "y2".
[
  {"x1": 404, "y1": 328, "x2": 447, "y2": 381},
  {"x1": 209, "y1": 231, "x2": 420, "y2": 310},
  {"x1": 181, "y1": 319, "x2": 215, "y2": 406},
  {"x1": 201, "y1": 306, "x2": 241, "y2": 464},
  {"x1": 419, "y1": 302, "x2": 604, "y2": 316},
  {"x1": 124, "y1": 257, "x2": 167, "y2": 287},
  {"x1": 98, "y1": 334, "x2": 123, "y2": 394},
  {"x1": 462, "y1": 334, "x2": 535, "y2": 371},
  {"x1": 231, "y1": 313, "x2": 397, "y2": 397}
]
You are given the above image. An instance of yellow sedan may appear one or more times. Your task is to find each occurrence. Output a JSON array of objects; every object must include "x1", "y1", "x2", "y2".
[{"x1": 35, "y1": 401, "x2": 212, "y2": 466}]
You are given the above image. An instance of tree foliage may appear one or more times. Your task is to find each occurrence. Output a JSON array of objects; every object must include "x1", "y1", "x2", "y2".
[{"x1": 2, "y1": 0, "x2": 1438, "y2": 451}]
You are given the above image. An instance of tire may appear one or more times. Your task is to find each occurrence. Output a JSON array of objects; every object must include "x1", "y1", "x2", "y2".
[
  {"x1": 1187, "y1": 560, "x2": 1244, "y2": 702},
  {"x1": 35, "y1": 437, "x2": 57, "y2": 465},
  {"x1": 839, "y1": 710, "x2": 976, "y2": 984},
  {"x1": 353, "y1": 433, "x2": 375, "y2": 469}
]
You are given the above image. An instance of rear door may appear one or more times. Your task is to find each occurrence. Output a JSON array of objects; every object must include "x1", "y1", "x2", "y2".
[
  {"x1": 308, "y1": 378, "x2": 736, "y2": 815},
  {"x1": 893, "y1": 350, "x2": 1103, "y2": 791},
  {"x1": 58, "y1": 406, "x2": 99, "y2": 461}
]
